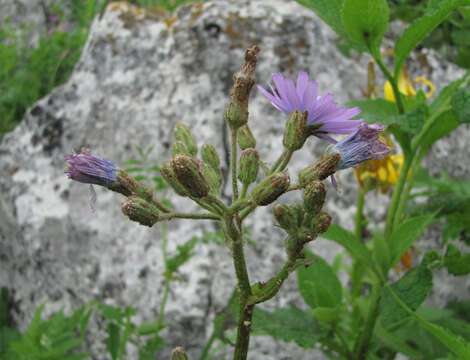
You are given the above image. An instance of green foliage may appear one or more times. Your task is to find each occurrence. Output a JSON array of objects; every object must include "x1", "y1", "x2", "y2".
[
  {"x1": 380, "y1": 260, "x2": 433, "y2": 328},
  {"x1": 296, "y1": 0, "x2": 347, "y2": 39},
  {"x1": 165, "y1": 237, "x2": 198, "y2": 279},
  {"x1": 394, "y1": 0, "x2": 468, "y2": 74},
  {"x1": 348, "y1": 98, "x2": 398, "y2": 125},
  {"x1": 252, "y1": 306, "x2": 325, "y2": 348},
  {"x1": 444, "y1": 244, "x2": 470, "y2": 275},
  {"x1": 341, "y1": 0, "x2": 390, "y2": 54},
  {"x1": 451, "y1": 86, "x2": 470, "y2": 123},
  {"x1": 297, "y1": 252, "x2": 342, "y2": 308}
]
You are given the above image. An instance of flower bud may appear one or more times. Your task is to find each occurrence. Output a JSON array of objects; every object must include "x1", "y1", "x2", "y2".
[
  {"x1": 298, "y1": 154, "x2": 341, "y2": 187},
  {"x1": 171, "y1": 346, "x2": 189, "y2": 360},
  {"x1": 224, "y1": 102, "x2": 248, "y2": 129},
  {"x1": 201, "y1": 144, "x2": 221, "y2": 171},
  {"x1": 172, "y1": 141, "x2": 191, "y2": 157},
  {"x1": 273, "y1": 204, "x2": 298, "y2": 233},
  {"x1": 238, "y1": 148, "x2": 259, "y2": 185},
  {"x1": 171, "y1": 155, "x2": 209, "y2": 198},
  {"x1": 121, "y1": 196, "x2": 159, "y2": 227},
  {"x1": 202, "y1": 162, "x2": 222, "y2": 195},
  {"x1": 174, "y1": 123, "x2": 197, "y2": 156},
  {"x1": 252, "y1": 172, "x2": 290, "y2": 206},
  {"x1": 303, "y1": 181, "x2": 326, "y2": 215},
  {"x1": 311, "y1": 211, "x2": 332, "y2": 234},
  {"x1": 237, "y1": 125, "x2": 256, "y2": 149},
  {"x1": 160, "y1": 161, "x2": 188, "y2": 196},
  {"x1": 283, "y1": 111, "x2": 308, "y2": 151}
]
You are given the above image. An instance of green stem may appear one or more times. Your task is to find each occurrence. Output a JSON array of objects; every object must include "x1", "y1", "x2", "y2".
[
  {"x1": 354, "y1": 188, "x2": 366, "y2": 240},
  {"x1": 231, "y1": 130, "x2": 239, "y2": 202},
  {"x1": 373, "y1": 54, "x2": 405, "y2": 115},
  {"x1": 159, "y1": 212, "x2": 219, "y2": 221},
  {"x1": 240, "y1": 183, "x2": 249, "y2": 199},
  {"x1": 353, "y1": 280, "x2": 383, "y2": 359},
  {"x1": 157, "y1": 223, "x2": 169, "y2": 328},
  {"x1": 199, "y1": 332, "x2": 217, "y2": 360},
  {"x1": 276, "y1": 150, "x2": 293, "y2": 172}
]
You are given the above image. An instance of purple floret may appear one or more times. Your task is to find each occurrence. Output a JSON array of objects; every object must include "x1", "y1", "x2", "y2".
[
  {"x1": 332, "y1": 124, "x2": 390, "y2": 170},
  {"x1": 257, "y1": 71, "x2": 363, "y2": 141},
  {"x1": 65, "y1": 150, "x2": 117, "y2": 186}
]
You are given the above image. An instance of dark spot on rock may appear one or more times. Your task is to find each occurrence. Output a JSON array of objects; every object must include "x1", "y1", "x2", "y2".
[
  {"x1": 30, "y1": 105, "x2": 43, "y2": 117},
  {"x1": 42, "y1": 118, "x2": 63, "y2": 153},
  {"x1": 53, "y1": 184, "x2": 60, "y2": 191},
  {"x1": 139, "y1": 266, "x2": 149, "y2": 279},
  {"x1": 61, "y1": 189, "x2": 70, "y2": 200},
  {"x1": 88, "y1": 263, "x2": 100, "y2": 282},
  {"x1": 204, "y1": 23, "x2": 221, "y2": 38}
]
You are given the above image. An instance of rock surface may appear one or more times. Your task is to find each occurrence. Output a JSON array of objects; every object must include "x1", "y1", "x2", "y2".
[{"x1": 1, "y1": 0, "x2": 469, "y2": 359}]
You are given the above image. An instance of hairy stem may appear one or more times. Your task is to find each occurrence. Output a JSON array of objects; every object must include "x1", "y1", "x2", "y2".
[
  {"x1": 231, "y1": 130, "x2": 239, "y2": 202},
  {"x1": 157, "y1": 223, "x2": 170, "y2": 328},
  {"x1": 354, "y1": 188, "x2": 366, "y2": 240},
  {"x1": 159, "y1": 212, "x2": 219, "y2": 221}
]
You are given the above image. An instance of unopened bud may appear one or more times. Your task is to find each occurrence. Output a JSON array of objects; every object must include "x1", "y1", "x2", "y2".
[
  {"x1": 303, "y1": 181, "x2": 326, "y2": 215},
  {"x1": 224, "y1": 102, "x2": 248, "y2": 130},
  {"x1": 171, "y1": 155, "x2": 209, "y2": 198},
  {"x1": 160, "y1": 161, "x2": 188, "y2": 196},
  {"x1": 171, "y1": 346, "x2": 189, "y2": 360},
  {"x1": 202, "y1": 162, "x2": 222, "y2": 195},
  {"x1": 108, "y1": 170, "x2": 140, "y2": 196},
  {"x1": 273, "y1": 204, "x2": 298, "y2": 233},
  {"x1": 121, "y1": 196, "x2": 159, "y2": 227},
  {"x1": 299, "y1": 154, "x2": 341, "y2": 187},
  {"x1": 238, "y1": 125, "x2": 256, "y2": 149},
  {"x1": 283, "y1": 111, "x2": 308, "y2": 151},
  {"x1": 201, "y1": 144, "x2": 221, "y2": 171},
  {"x1": 174, "y1": 123, "x2": 197, "y2": 156},
  {"x1": 252, "y1": 172, "x2": 290, "y2": 206},
  {"x1": 313, "y1": 212, "x2": 332, "y2": 234},
  {"x1": 172, "y1": 141, "x2": 191, "y2": 157},
  {"x1": 238, "y1": 148, "x2": 259, "y2": 185}
]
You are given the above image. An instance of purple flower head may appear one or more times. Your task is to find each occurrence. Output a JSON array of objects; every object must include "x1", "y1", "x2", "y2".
[
  {"x1": 332, "y1": 124, "x2": 390, "y2": 170},
  {"x1": 257, "y1": 71, "x2": 363, "y2": 141},
  {"x1": 65, "y1": 149, "x2": 117, "y2": 186}
]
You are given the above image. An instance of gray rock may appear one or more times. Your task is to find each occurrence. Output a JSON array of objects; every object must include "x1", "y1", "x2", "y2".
[{"x1": 0, "y1": 0, "x2": 468, "y2": 359}]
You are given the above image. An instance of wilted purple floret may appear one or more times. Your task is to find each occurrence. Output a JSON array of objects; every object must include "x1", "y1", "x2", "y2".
[
  {"x1": 257, "y1": 71, "x2": 362, "y2": 140},
  {"x1": 332, "y1": 124, "x2": 390, "y2": 170},
  {"x1": 65, "y1": 150, "x2": 117, "y2": 186}
]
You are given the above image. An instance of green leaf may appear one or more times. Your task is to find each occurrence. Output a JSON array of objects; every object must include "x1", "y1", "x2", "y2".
[
  {"x1": 322, "y1": 224, "x2": 373, "y2": 269},
  {"x1": 106, "y1": 322, "x2": 120, "y2": 360},
  {"x1": 380, "y1": 260, "x2": 433, "y2": 328},
  {"x1": 311, "y1": 307, "x2": 341, "y2": 324},
  {"x1": 138, "y1": 335, "x2": 165, "y2": 360},
  {"x1": 420, "y1": 110, "x2": 460, "y2": 151},
  {"x1": 296, "y1": 0, "x2": 347, "y2": 39},
  {"x1": 341, "y1": 0, "x2": 389, "y2": 53},
  {"x1": 347, "y1": 99, "x2": 398, "y2": 125},
  {"x1": 389, "y1": 214, "x2": 435, "y2": 266},
  {"x1": 372, "y1": 233, "x2": 392, "y2": 275},
  {"x1": 165, "y1": 237, "x2": 198, "y2": 278},
  {"x1": 394, "y1": 0, "x2": 467, "y2": 74},
  {"x1": 252, "y1": 306, "x2": 325, "y2": 348},
  {"x1": 397, "y1": 104, "x2": 427, "y2": 134},
  {"x1": 451, "y1": 87, "x2": 470, "y2": 123},
  {"x1": 297, "y1": 252, "x2": 342, "y2": 308},
  {"x1": 444, "y1": 244, "x2": 470, "y2": 276}
]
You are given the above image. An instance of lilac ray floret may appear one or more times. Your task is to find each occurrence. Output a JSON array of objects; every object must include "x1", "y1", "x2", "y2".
[
  {"x1": 332, "y1": 124, "x2": 390, "y2": 170},
  {"x1": 65, "y1": 149, "x2": 117, "y2": 186},
  {"x1": 257, "y1": 71, "x2": 363, "y2": 139}
]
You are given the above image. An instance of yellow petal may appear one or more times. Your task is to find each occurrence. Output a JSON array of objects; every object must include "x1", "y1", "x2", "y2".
[
  {"x1": 414, "y1": 76, "x2": 436, "y2": 98},
  {"x1": 384, "y1": 81, "x2": 396, "y2": 102}
]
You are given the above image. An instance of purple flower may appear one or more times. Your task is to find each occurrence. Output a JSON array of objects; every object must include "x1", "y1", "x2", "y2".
[
  {"x1": 332, "y1": 124, "x2": 390, "y2": 170},
  {"x1": 257, "y1": 72, "x2": 362, "y2": 141},
  {"x1": 65, "y1": 150, "x2": 117, "y2": 186}
]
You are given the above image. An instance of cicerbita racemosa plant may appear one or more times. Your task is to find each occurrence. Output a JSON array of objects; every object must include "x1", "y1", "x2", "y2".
[{"x1": 65, "y1": 46, "x2": 388, "y2": 360}]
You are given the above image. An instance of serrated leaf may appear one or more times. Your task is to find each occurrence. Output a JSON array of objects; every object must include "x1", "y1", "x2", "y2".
[
  {"x1": 389, "y1": 214, "x2": 435, "y2": 266},
  {"x1": 322, "y1": 224, "x2": 375, "y2": 271},
  {"x1": 451, "y1": 87, "x2": 470, "y2": 123},
  {"x1": 380, "y1": 260, "x2": 433, "y2": 328},
  {"x1": 397, "y1": 105, "x2": 427, "y2": 134},
  {"x1": 341, "y1": 0, "x2": 389, "y2": 53},
  {"x1": 296, "y1": 0, "x2": 347, "y2": 39},
  {"x1": 252, "y1": 306, "x2": 325, "y2": 348},
  {"x1": 297, "y1": 252, "x2": 342, "y2": 308},
  {"x1": 394, "y1": 0, "x2": 467, "y2": 74}
]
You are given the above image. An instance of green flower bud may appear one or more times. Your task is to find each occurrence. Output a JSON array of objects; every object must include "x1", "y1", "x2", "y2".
[
  {"x1": 298, "y1": 154, "x2": 341, "y2": 187},
  {"x1": 121, "y1": 196, "x2": 159, "y2": 227},
  {"x1": 171, "y1": 346, "x2": 189, "y2": 360},
  {"x1": 303, "y1": 181, "x2": 326, "y2": 215},
  {"x1": 172, "y1": 141, "x2": 191, "y2": 157},
  {"x1": 160, "y1": 161, "x2": 188, "y2": 196},
  {"x1": 238, "y1": 148, "x2": 259, "y2": 185},
  {"x1": 171, "y1": 155, "x2": 209, "y2": 198},
  {"x1": 283, "y1": 111, "x2": 308, "y2": 151},
  {"x1": 174, "y1": 122, "x2": 197, "y2": 156},
  {"x1": 224, "y1": 102, "x2": 248, "y2": 130},
  {"x1": 202, "y1": 162, "x2": 222, "y2": 195},
  {"x1": 273, "y1": 204, "x2": 298, "y2": 233},
  {"x1": 309, "y1": 211, "x2": 332, "y2": 234},
  {"x1": 237, "y1": 125, "x2": 256, "y2": 149},
  {"x1": 252, "y1": 172, "x2": 290, "y2": 206},
  {"x1": 201, "y1": 144, "x2": 221, "y2": 171}
]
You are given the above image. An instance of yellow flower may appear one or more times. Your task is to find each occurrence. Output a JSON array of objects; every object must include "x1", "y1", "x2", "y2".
[
  {"x1": 384, "y1": 68, "x2": 435, "y2": 102},
  {"x1": 355, "y1": 153, "x2": 404, "y2": 193}
]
